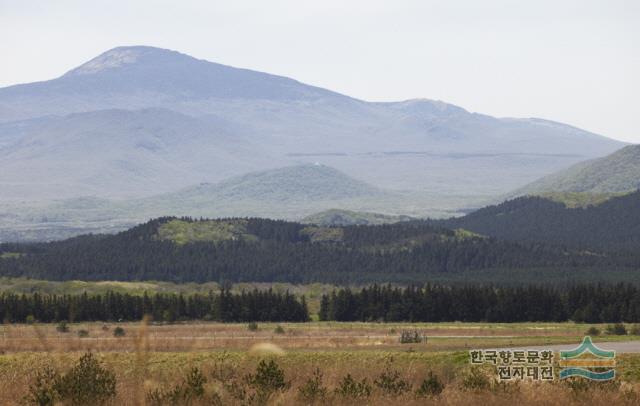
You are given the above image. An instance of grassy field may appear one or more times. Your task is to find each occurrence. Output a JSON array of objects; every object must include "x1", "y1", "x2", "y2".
[
  {"x1": 0, "y1": 321, "x2": 639, "y2": 404},
  {"x1": 1, "y1": 321, "x2": 638, "y2": 353},
  {"x1": 1, "y1": 282, "x2": 639, "y2": 404}
]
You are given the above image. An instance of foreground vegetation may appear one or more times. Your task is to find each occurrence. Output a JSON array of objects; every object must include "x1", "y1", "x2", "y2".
[
  {"x1": 0, "y1": 320, "x2": 638, "y2": 404},
  {"x1": 1, "y1": 348, "x2": 639, "y2": 405}
]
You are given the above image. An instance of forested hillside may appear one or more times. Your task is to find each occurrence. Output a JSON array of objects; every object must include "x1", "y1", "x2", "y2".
[
  {"x1": 436, "y1": 191, "x2": 640, "y2": 250},
  {"x1": 0, "y1": 217, "x2": 638, "y2": 284}
]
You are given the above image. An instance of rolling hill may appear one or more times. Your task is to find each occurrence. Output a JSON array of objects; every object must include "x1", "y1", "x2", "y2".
[
  {"x1": 0, "y1": 165, "x2": 418, "y2": 242},
  {"x1": 514, "y1": 144, "x2": 640, "y2": 196},
  {"x1": 173, "y1": 164, "x2": 384, "y2": 202}
]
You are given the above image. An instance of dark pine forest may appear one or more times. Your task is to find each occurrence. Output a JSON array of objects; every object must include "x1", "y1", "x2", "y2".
[{"x1": 1, "y1": 216, "x2": 638, "y2": 285}]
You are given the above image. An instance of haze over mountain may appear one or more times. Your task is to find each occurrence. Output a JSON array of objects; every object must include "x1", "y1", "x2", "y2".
[
  {"x1": 0, "y1": 46, "x2": 625, "y2": 197},
  {"x1": 0, "y1": 165, "x2": 408, "y2": 242},
  {"x1": 0, "y1": 46, "x2": 628, "y2": 239},
  {"x1": 513, "y1": 144, "x2": 640, "y2": 196}
]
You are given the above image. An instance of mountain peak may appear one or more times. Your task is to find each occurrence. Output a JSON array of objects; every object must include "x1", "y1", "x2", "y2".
[{"x1": 64, "y1": 46, "x2": 192, "y2": 76}]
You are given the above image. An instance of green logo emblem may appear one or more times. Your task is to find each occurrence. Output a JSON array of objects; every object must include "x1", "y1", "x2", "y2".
[{"x1": 559, "y1": 336, "x2": 616, "y2": 380}]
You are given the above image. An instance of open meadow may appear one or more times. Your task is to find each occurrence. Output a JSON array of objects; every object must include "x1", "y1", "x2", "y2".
[{"x1": 1, "y1": 321, "x2": 639, "y2": 405}]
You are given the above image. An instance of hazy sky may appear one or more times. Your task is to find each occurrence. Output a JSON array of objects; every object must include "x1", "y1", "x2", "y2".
[{"x1": 1, "y1": 0, "x2": 638, "y2": 142}]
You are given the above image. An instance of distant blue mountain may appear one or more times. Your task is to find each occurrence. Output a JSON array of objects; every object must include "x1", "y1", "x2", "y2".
[{"x1": 0, "y1": 46, "x2": 626, "y2": 211}]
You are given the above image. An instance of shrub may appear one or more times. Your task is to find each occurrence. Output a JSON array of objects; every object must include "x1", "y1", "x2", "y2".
[
  {"x1": 335, "y1": 374, "x2": 372, "y2": 399},
  {"x1": 564, "y1": 376, "x2": 592, "y2": 394},
  {"x1": 399, "y1": 330, "x2": 423, "y2": 344},
  {"x1": 605, "y1": 323, "x2": 627, "y2": 335},
  {"x1": 55, "y1": 352, "x2": 116, "y2": 405},
  {"x1": 26, "y1": 315, "x2": 36, "y2": 324},
  {"x1": 24, "y1": 366, "x2": 60, "y2": 406},
  {"x1": 416, "y1": 371, "x2": 444, "y2": 397},
  {"x1": 247, "y1": 322, "x2": 259, "y2": 332},
  {"x1": 56, "y1": 321, "x2": 69, "y2": 333},
  {"x1": 210, "y1": 351, "x2": 238, "y2": 382},
  {"x1": 77, "y1": 329, "x2": 89, "y2": 338},
  {"x1": 274, "y1": 325, "x2": 285, "y2": 334},
  {"x1": 223, "y1": 380, "x2": 248, "y2": 403},
  {"x1": 630, "y1": 324, "x2": 640, "y2": 336},
  {"x1": 244, "y1": 359, "x2": 289, "y2": 403},
  {"x1": 460, "y1": 366, "x2": 491, "y2": 391},
  {"x1": 147, "y1": 367, "x2": 209, "y2": 405},
  {"x1": 183, "y1": 367, "x2": 207, "y2": 399},
  {"x1": 374, "y1": 366, "x2": 411, "y2": 396},
  {"x1": 297, "y1": 367, "x2": 328, "y2": 403},
  {"x1": 113, "y1": 326, "x2": 126, "y2": 337},
  {"x1": 586, "y1": 326, "x2": 600, "y2": 336}
]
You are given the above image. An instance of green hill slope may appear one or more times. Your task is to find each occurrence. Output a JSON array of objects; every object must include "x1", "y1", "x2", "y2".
[
  {"x1": 302, "y1": 209, "x2": 413, "y2": 226},
  {"x1": 514, "y1": 144, "x2": 640, "y2": 195},
  {"x1": 177, "y1": 164, "x2": 384, "y2": 202}
]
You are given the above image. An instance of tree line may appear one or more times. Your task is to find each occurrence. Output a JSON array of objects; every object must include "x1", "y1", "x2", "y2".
[
  {"x1": 319, "y1": 284, "x2": 640, "y2": 323},
  {"x1": 0, "y1": 289, "x2": 309, "y2": 323},
  {"x1": 2, "y1": 283, "x2": 639, "y2": 323}
]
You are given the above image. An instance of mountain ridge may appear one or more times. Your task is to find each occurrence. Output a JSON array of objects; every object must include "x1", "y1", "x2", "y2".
[{"x1": 0, "y1": 45, "x2": 627, "y2": 235}]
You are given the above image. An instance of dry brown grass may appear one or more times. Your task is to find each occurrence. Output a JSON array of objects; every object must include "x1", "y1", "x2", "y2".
[
  {"x1": 0, "y1": 321, "x2": 638, "y2": 405},
  {"x1": 0, "y1": 349, "x2": 638, "y2": 405}
]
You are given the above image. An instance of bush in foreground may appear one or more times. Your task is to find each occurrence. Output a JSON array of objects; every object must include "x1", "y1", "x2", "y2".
[
  {"x1": 374, "y1": 364, "x2": 412, "y2": 396},
  {"x1": 460, "y1": 366, "x2": 491, "y2": 391},
  {"x1": 416, "y1": 371, "x2": 445, "y2": 397},
  {"x1": 335, "y1": 374, "x2": 372, "y2": 399},
  {"x1": 297, "y1": 367, "x2": 328, "y2": 403},
  {"x1": 147, "y1": 367, "x2": 217, "y2": 405},
  {"x1": 245, "y1": 359, "x2": 289, "y2": 403},
  {"x1": 25, "y1": 366, "x2": 60, "y2": 406},
  {"x1": 26, "y1": 353, "x2": 116, "y2": 406}
]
